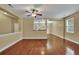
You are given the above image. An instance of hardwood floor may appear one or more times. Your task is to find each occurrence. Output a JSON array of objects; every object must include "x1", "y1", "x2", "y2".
[
  {"x1": 0, "y1": 39, "x2": 47, "y2": 55},
  {"x1": 65, "y1": 40, "x2": 79, "y2": 55},
  {"x1": 0, "y1": 34, "x2": 79, "y2": 55},
  {"x1": 46, "y1": 34, "x2": 66, "y2": 55}
]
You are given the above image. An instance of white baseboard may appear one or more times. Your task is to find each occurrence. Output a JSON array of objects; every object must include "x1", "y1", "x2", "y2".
[
  {"x1": 23, "y1": 37, "x2": 47, "y2": 39},
  {"x1": 65, "y1": 38, "x2": 79, "y2": 45},
  {"x1": 0, "y1": 38, "x2": 22, "y2": 52},
  {"x1": 51, "y1": 33, "x2": 64, "y2": 39}
]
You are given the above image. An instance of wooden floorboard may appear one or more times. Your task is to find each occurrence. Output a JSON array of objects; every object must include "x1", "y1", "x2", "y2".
[
  {"x1": 0, "y1": 34, "x2": 79, "y2": 55},
  {"x1": 65, "y1": 40, "x2": 79, "y2": 55},
  {"x1": 0, "y1": 39, "x2": 47, "y2": 55}
]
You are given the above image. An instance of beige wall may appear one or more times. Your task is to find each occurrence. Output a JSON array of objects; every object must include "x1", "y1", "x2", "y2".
[
  {"x1": 0, "y1": 12, "x2": 13, "y2": 34},
  {"x1": 64, "y1": 12, "x2": 79, "y2": 43},
  {"x1": 0, "y1": 11, "x2": 21, "y2": 34},
  {"x1": 47, "y1": 20, "x2": 53, "y2": 34},
  {"x1": 51, "y1": 20, "x2": 64, "y2": 38},
  {"x1": 23, "y1": 17, "x2": 47, "y2": 38},
  {"x1": 18, "y1": 19, "x2": 23, "y2": 33}
]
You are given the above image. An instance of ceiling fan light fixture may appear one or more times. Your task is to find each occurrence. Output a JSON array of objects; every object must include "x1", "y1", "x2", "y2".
[{"x1": 32, "y1": 13, "x2": 36, "y2": 17}]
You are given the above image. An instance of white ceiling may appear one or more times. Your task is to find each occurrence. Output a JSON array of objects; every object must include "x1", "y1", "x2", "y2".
[{"x1": 0, "y1": 4, "x2": 79, "y2": 19}]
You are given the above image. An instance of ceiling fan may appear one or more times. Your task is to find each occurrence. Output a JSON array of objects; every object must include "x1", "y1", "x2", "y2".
[
  {"x1": 8, "y1": 4, "x2": 42, "y2": 18},
  {"x1": 25, "y1": 9, "x2": 42, "y2": 18}
]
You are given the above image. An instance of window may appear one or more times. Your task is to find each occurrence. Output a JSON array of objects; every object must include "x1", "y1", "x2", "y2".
[
  {"x1": 65, "y1": 17, "x2": 74, "y2": 33},
  {"x1": 33, "y1": 17, "x2": 47, "y2": 31}
]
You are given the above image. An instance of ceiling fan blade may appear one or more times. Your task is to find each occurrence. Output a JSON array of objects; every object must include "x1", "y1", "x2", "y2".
[
  {"x1": 25, "y1": 11, "x2": 30, "y2": 13},
  {"x1": 37, "y1": 14, "x2": 42, "y2": 16},
  {"x1": 27, "y1": 14, "x2": 31, "y2": 16}
]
